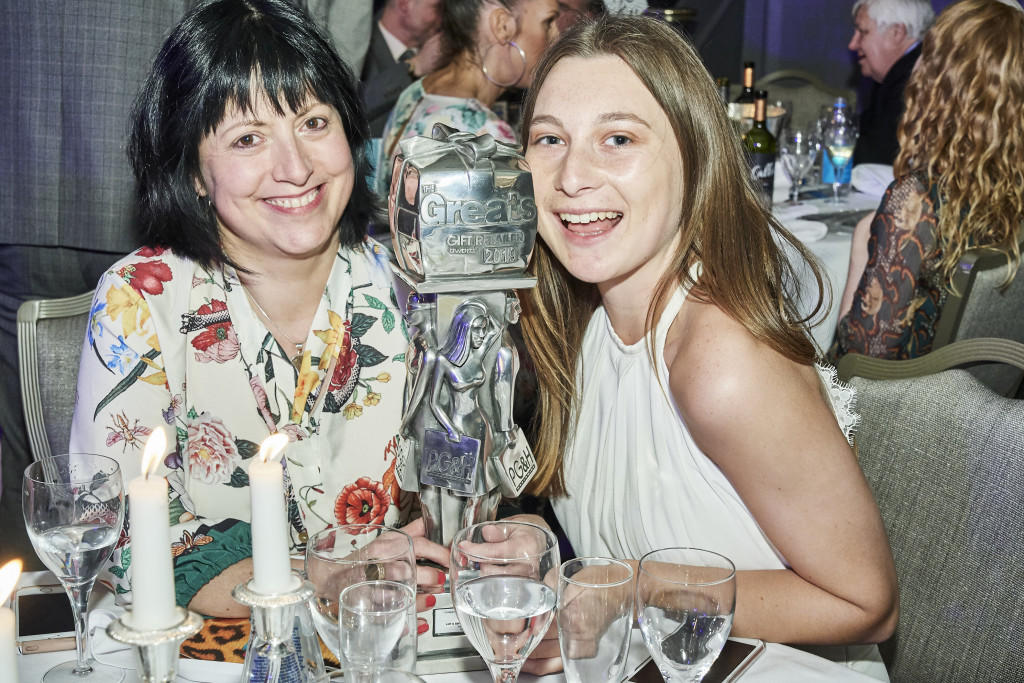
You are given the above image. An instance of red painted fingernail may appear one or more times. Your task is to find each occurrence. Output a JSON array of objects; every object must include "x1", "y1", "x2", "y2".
[
  {"x1": 418, "y1": 621, "x2": 429, "y2": 635},
  {"x1": 425, "y1": 594, "x2": 436, "y2": 608},
  {"x1": 437, "y1": 570, "x2": 447, "y2": 585}
]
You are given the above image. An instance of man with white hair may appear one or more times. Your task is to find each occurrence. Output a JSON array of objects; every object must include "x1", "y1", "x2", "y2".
[{"x1": 849, "y1": 0, "x2": 934, "y2": 165}]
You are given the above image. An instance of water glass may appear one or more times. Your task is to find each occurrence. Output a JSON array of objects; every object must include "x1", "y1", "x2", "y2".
[
  {"x1": 778, "y1": 129, "x2": 819, "y2": 205},
  {"x1": 824, "y1": 123, "x2": 859, "y2": 204},
  {"x1": 636, "y1": 548, "x2": 736, "y2": 683},
  {"x1": 557, "y1": 557, "x2": 634, "y2": 683},
  {"x1": 305, "y1": 525, "x2": 417, "y2": 668},
  {"x1": 23, "y1": 454, "x2": 125, "y2": 683},
  {"x1": 339, "y1": 580, "x2": 418, "y2": 682},
  {"x1": 450, "y1": 520, "x2": 560, "y2": 683}
]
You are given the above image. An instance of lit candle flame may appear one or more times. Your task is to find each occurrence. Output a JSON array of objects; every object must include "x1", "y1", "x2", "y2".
[
  {"x1": 0, "y1": 559, "x2": 22, "y2": 605},
  {"x1": 141, "y1": 426, "x2": 167, "y2": 479},
  {"x1": 258, "y1": 433, "x2": 288, "y2": 464}
]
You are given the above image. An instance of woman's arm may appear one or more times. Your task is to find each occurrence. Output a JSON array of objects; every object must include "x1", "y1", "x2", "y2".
[
  {"x1": 69, "y1": 260, "x2": 252, "y2": 615},
  {"x1": 670, "y1": 302, "x2": 899, "y2": 645},
  {"x1": 838, "y1": 211, "x2": 876, "y2": 320}
]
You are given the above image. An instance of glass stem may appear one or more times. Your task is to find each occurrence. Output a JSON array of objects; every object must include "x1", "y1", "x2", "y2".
[
  {"x1": 789, "y1": 181, "x2": 800, "y2": 204},
  {"x1": 832, "y1": 164, "x2": 841, "y2": 203},
  {"x1": 66, "y1": 579, "x2": 96, "y2": 674},
  {"x1": 489, "y1": 663, "x2": 523, "y2": 683}
]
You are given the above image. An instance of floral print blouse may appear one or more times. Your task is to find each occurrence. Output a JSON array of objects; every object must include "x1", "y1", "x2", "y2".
[
  {"x1": 830, "y1": 175, "x2": 946, "y2": 362},
  {"x1": 69, "y1": 238, "x2": 411, "y2": 608},
  {"x1": 375, "y1": 79, "x2": 518, "y2": 197}
]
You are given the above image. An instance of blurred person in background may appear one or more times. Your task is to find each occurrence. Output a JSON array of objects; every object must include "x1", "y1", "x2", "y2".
[
  {"x1": 556, "y1": 0, "x2": 604, "y2": 32},
  {"x1": 362, "y1": 0, "x2": 447, "y2": 136},
  {"x1": 832, "y1": 0, "x2": 1023, "y2": 361},
  {"x1": 848, "y1": 0, "x2": 933, "y2": 166},
  {"x1": 375, "y1": 0, "x2": 560, "y2": 196}
]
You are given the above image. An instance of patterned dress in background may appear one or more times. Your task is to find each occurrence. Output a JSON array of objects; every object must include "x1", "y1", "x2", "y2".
[
  {"x1": 375, "y1": 79, "x2": 518, "y2": 197},
  {"x1": 830, "y1": 175, "x2": 945, "y2": 362},
  {"x1": 69, "y1": 238, "x2": 411, "y2": 608}
]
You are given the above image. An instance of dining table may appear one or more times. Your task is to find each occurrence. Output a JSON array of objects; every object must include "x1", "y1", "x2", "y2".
[
  {"x1": 771, "y1": 186, "x2": 881, "y2": 351},
  {"x1": 15, "y1": 570, "x2": 880, "y2": 683}
]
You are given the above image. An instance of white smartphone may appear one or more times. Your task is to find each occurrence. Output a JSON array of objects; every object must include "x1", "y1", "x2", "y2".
[{"x1": 14, "y1": 584, "x2": 77, "y2": 654}]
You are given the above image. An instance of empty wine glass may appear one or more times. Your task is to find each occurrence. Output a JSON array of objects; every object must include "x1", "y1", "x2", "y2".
[
  {"x1": 339, "y1": 580, "x2": 418, "y2": 682},
  {"x1": 450, "y1": 520, "x2": 560, "y2": 683},
  {"x1": 778, "y1": 129, "x2": 819, "y2": 205},
  {"x1": 636, "y1": 548, "x2": 736, "y2": 683},
  {"x1": 23, "y1": 454, "x2": 125, "y2": 682},
  {"x1": 824, "y1": 123, "x2": 859, "y2": 204},
  {"x1": 305, "y1": 525, "x2": 417, "y2": 675},
  {"x1": 557, "y1": 557, "x2": 634, "y2": 683}
]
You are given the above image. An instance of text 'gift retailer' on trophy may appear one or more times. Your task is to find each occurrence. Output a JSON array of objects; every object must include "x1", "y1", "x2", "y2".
[{"x1": 388, "y1": 123, "x2": 539, "y2": 548}]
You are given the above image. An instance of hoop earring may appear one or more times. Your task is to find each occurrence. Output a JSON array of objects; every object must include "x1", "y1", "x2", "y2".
[
  {"x1": 481, "y1": 41, "x2": 527, "y2": 89},
  {"x1": 198, "y1": 193, "x2": 213, "y2": 216}
]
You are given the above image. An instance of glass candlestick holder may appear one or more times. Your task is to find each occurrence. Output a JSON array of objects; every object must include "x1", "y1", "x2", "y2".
[
  {"x1": 233, "y1": 575, "x2": 325, "y2": 683},
  {"x1": 106, "y1": 607, "x2": 204, "y2": 683}
]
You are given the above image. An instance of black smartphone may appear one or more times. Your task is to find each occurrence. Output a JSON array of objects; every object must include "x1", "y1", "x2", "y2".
[{"x1": 630, "y1": 639, "x2": 766, "y2": 683}]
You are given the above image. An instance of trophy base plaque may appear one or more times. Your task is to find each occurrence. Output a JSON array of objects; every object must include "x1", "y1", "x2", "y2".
[{"x1": 414, "y1": 580, "x2": 487, "y2": 675}]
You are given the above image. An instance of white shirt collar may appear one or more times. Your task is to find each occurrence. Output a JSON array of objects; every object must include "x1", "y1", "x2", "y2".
[{"x1": 378, "y1": 21, "x2": 413, "y2": 62}]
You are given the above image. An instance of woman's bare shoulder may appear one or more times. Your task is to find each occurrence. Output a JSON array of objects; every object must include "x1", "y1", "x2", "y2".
[{"x1": 666, "y1": 301, "x2": 824, "y2": 458}]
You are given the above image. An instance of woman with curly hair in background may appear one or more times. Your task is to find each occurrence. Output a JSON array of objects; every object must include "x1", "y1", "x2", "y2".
[{"x1": 831, "y1": 0, "x2": 1024, "y2": 362}]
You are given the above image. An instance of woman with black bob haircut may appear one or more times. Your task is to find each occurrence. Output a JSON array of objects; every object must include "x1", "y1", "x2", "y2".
[
  {"x1": 130, "y1": 0, "x2": 377, "y2": 266},
  {"x1": 70, "y1": 0, "x2": 449, "y2": 618}
]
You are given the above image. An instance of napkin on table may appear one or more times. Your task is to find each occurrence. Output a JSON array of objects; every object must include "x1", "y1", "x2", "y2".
[{"x1": 772, "y1": 203, "x2": 829, "y2": 243}]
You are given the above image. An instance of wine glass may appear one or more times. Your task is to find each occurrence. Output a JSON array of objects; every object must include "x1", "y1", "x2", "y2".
[
  {"x1": 557, "y1": 557, "x2": 634, "y2": 683},
  {"x1": 305, "y1": 525, "x2": 417, "y2": 675},
  {"x1": 450, "y1": 520, "x2": 560, "y2": 683},
  {"x1": 23, "y1": 454, "x2": 125, "y2": 682},
  {"x1": 824, "y1": 123, "x2": 859, "y2": 204},
  {"x1": 339, "y1": 580, "x2": 418, "y2": 682},
  {"x1": 778, "y1": 129, "x2": 819, "y2": 205},
  {"x1": 636, "y1": 548, "x2": 736, "y2": 683}
]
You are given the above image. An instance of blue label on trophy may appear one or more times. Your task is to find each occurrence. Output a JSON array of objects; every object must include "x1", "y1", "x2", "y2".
[{"x1": 421, "y1": 429, "x2": 480, "y2": 495}]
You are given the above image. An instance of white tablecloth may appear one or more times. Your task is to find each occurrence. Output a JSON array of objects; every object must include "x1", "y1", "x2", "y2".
[{"x1": 15, "y1": 572, "x2": 876, "y2": 683}]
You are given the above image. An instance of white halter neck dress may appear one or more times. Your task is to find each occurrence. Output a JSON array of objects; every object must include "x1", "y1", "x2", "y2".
[{"x1": 550, "y1": 283, "x2": 887, "y2": 680}]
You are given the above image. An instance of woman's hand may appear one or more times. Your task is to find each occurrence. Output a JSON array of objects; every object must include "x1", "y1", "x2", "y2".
[{"x1": 400, "y1": 517, "x2": 451, "y2": 612}]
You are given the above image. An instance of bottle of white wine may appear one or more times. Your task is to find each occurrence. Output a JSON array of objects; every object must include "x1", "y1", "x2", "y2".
[
  {"x1": 733, "y1": 62, "x2": 755, "y2": 103},
  {"x1": 743, "y1": 90, "x2": 776, "y2": 201}
]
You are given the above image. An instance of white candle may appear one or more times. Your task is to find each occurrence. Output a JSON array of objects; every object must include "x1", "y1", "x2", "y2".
[
  {"x1": 128, "y1": 427, "x2": 178, "y2": 630},
  {"x1": 250, "y1": 434, "x2": 298, "y2": 594},
  {"x1": 1, "y1": 560, "x2": 21, "y2": 683}
]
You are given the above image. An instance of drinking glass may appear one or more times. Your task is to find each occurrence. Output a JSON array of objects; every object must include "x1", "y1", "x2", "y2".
[
  {"x1": 305, "y1": 525, "x2": 417, "y2": 674},
  {"x1": 824, "y1": 123, "x2": 859, "y2": 204},
  {"x1": 778, "y1": 129, "x2": 819, "y2": 205},
  {"x1": 23, "y1": 454, "x2": 125, "y2": 683},
  {"x1": 339, "y1": 580, "x2": 418, "y2": 682},
  {"x1": 636, "y1": 548, "x2": 736, "y2": 683},
  {"x1": 557, "y1": 557, "x2": 634, "y2": 683},
  {"x1": 450, "y1": 520, "x2": 560, "y2": 683}
]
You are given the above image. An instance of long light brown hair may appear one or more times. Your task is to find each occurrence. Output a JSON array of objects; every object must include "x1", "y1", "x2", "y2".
[
  {"x1": 519, "y1": 15, "x2": 826, "y2": 497},
  {"x1": 895, "y1": 0, "x2": 1024, "y2": 286}
]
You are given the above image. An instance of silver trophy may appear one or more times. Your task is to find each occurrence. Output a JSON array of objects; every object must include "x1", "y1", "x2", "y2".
[{"x1": 390, "y1": 124, "x2": 538, "y2": 550}]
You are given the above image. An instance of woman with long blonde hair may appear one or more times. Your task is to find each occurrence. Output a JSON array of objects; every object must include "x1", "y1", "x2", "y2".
[
  {"x1": 516, "y1": 14, "x2": 897, "y2": 680},
  {"x1": 833, "y1": 0, "x2": 1024, "y2": 361}
]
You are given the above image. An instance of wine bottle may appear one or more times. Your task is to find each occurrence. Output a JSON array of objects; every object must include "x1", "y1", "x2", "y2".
[
  {"x1": 743, "y1": 90, "x2": 776, "y2": 201},
  {"x1": 733, "y1": 62, "x2": 755, "y2": 103},
  {"x1": 716, "y1": 77, "x2": 730, "y2": 108}
]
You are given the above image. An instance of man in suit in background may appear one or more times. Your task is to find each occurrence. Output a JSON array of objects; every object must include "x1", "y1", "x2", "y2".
[
  {"x1": 0, "y1": 1, "x2": 197, "y2": 568},
  {"x1": 848, "y1": 0, "x2": 934, "y2": 166},
  {"x1": 361, "y1": 0, "x2": 446, "y2": 137}
]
